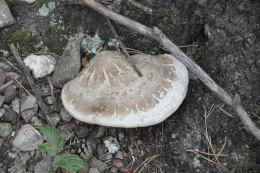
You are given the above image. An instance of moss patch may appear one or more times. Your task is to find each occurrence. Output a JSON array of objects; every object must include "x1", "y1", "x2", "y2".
[{"x1": 0, "y1": 30, "x2": 37, "y2": 54}]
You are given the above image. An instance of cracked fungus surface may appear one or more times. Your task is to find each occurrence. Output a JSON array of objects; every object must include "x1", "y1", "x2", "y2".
[{"x1": 62, "y1": 51, "x2": 188, "y2": 127}]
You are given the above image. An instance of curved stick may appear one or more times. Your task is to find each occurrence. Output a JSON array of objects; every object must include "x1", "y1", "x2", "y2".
[{"x1": 78, "y1": 0, "x2": 260, "y2": 140}]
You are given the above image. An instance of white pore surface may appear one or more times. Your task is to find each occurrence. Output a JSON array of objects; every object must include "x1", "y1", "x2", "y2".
[
  {"x1": 62, "y1": 51, "x2": 189, "y2": 128},
  {"x1": 24, "y1": 54, "x2": 56, "y2": 78}
]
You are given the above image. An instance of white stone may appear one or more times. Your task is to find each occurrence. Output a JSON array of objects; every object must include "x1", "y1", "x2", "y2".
[
  {"x1": 104, "y1": 137, "x2": 120, "y2": 154},
  {"x1": 24, "y1": 54, "x2": 56, "y2": 78},
  {"x1": 12, "y1": 124, "x2": 43, "y2": 151}
]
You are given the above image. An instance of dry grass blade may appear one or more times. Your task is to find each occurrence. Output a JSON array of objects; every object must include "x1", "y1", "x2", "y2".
[
  {"x1": 133, "y1": 154, "x2": 160, "y2": 173},
  {"x1": 14, "y1": 78, "x2": 32, "y2": 95},
  {"x1": 186, "y1": 150, "x2": 228, "y2": 157},
  {"x1": 219, "y1": 105, "x2": 234, "y2": 118}
]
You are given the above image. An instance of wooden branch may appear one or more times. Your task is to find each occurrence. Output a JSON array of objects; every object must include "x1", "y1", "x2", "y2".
[
  {"x1": 9, "y1": 44, "x2": 54, "y2": 126},
  {"x1": 107, "y1": 19, "x2": 143, "y2": 77},
  {"x1": 0, "y1": 80, "x2": 14, "y2": 93},
  {"x1": 79, "y1": 0, "x2": 260, "y2": 141}
]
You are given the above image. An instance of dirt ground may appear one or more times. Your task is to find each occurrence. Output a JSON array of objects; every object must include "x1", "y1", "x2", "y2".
[{"x1": 0, "y1": 0, "x2": 259, "y2": 172}]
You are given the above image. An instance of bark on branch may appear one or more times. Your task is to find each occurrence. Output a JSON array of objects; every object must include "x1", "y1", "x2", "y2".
[{"x1": 75, "y1": 0, "x2": 260, "y2": 140}]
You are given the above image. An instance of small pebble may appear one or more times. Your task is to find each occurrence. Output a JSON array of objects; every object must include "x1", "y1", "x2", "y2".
[
  {"x1": 0, "y1": 108, "x2": 6, "y2": 118},
  {"x1": 30, "y1": 117, "x2": 43, "y2": 126},
  {"x1": 57, "y1": 123, "x2": 75, "y2": 140},
  {"x1": 49, "y1": 113, "x2": 61, "y2": 127},
  {"x1": 4, "y1": 85, "x2": 16, "y2": 103},
  {"x1": 103, "y1": 152, "x2": 113, "y2": 161},
  {"x1": 75, "y1": 125, "x2": 89, "y2": 138},
  {"x1": 89, "y1": 168, "x2": 100, "y2": 173},
  {"x1": 115, "y1": 151, "x2": 124, "y2": 160},
  {"x1": 0, "y1": 68, "x2": 6, "y2": 85},
  {"x1": 60, "y1": 108, "x2": 72, "y2": 122},
  {"x1": 89, "y1": 157, "x2": 106, "y2": 172},
  {"x1": 44, "y1": 96, "x2": 53, "y2": 105},
  {"x1": 77, "y1": 161, "x2": 89, "y2": 173},
  {"x1": 3, "y1": 110, "x2": 17, "y2": 125},
  {"x1": 0, "y1": 138, "x2": 3, "y2": 147},
  {"x1": 12, "y1": 96, "x2": 38, "y2": 123},
  {"x1": 0, "y1": 122, "x2": 12, "y2": 137},
  {"x1": 0, "y1": 95, "x2": 5, "y2": 107},
  {"x1": 89, "y1": 127, "x2": 105, "y2": 138},
  {"x1": 12, "y1": 124, "x2": 43, "y2": 151}
]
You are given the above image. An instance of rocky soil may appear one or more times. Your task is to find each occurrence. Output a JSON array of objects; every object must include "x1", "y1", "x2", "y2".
[{"x1": 0, "y1": 0, "x2": 259, "y2": 173}]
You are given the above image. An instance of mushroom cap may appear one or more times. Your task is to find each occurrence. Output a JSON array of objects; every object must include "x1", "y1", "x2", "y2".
[{"x1": 61, "y1": 51, "x2": 188, "y2": 128}]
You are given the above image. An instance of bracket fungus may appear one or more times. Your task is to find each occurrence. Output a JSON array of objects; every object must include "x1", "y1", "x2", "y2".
[{"x1": 61, "y1": 51, "x2": 188, "y2": 128}]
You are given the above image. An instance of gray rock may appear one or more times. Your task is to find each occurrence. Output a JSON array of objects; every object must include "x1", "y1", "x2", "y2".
[
  {"x1": 89, "y1": 168, "x2": 101, "y2": 173},
  {"x1": 0, "y1": 168, "x2": 4, "y2": 173},
  {"x1": 0, "y1": 95, "x2": 5, "y2": 107},
  {"x1": 57, "y1": 123, "x2": 75, "y2": 140},
  {"x1": 48, "y1": 113, "x2": 61, "y2": 127},
  {"x1": 96, "y1": 143, "x2": 106, "y2": 160},
  {"x1": 77, "y1": 161, "x2": 90, "y2": 173},
  {"x1": 51, "y1": 37, "x2": 81, "y2": 88},
  {"x1": 4, "y1": 85, "x2": 16, "y2": 103},
  {"x1": 60, "y1": 107, "x2": 72, "y2": 122},
  {"x1": 0, "y1": 108, "x2": 6, "y2": 118},
  {"x1": 0, "y1": 71, "x2": 6, "y2": 86},
  {"x1": 30, "y1": 116, "x2": 43, "y2": 126},
  {"x1": 89, "y1": 157, "x2": 106, "y2": 172},
  {"x1": 0, "y1": 62, "x2": 11, "y2": 71},
  {"x1": 44, "y1": 96, "x2": 53, "y2": 105},
  {"x1": 3, "y1": 110, "x2": 17, "y2": 124},
  {"x1": 75, "y1": 125, "x2": 89, "y2": 138},
  {"x1": 0, "y1": 138, "x2": 3, "y2": 147},
  {"x1": 8, "y1": 153, "x2": 31, "y2": 173},
  {"x1": 0, "y1": 122, "x2": 12, "y2": 137},
  {"x1": 0, "y1": 0, "x2": 14, "y2": 28},
  {"x1": 12, "y1": 124, "x2": 43, "y2": 151},
  {"x1": 34, "y1": 156, "x2": 53, "y2": 173},
  {"x1": 12, "y1": 96, "x2": 38, "y2": 122},
  {"x1": 89, "y1": 127, "x2": 105, "y2": 139},
  {"x1": 8, "y1": 151, "x2": 17, "y2": 159}
]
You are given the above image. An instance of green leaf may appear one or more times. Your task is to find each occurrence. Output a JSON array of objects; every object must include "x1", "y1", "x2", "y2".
[
  {"x1": 38, "y1": 126, "x2": 64, "y2": 156},
  {"x1": 52, "y1": 153, "x2": 85, "y2": 173}
]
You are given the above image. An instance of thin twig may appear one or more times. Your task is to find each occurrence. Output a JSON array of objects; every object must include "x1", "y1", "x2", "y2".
[
  {"x1": 133, "y1": 154, "x2": 160, "y2": 173},
  {"x1": 127, "y1": 0, "x2": 153, "y2": 15},
  {"x1": 9, "y1": 44, "x2": 54, "y2": 126},
  {"x1": 14, "y1": 78, "x2": 32, "y2": 96},
  {"x1": 47, "y1": 76, "x2": 57, "y2": 112},
  {"x1": 80, "y1": 0, "x2": 260, "y2": 141},
  {"x1": 15, "y1": 89, "x2": 22, "y2": 135},
  {"x1": 107, "y1": 19, "x2": 143, "y2": 77}
]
